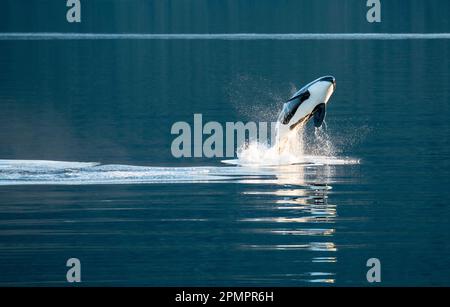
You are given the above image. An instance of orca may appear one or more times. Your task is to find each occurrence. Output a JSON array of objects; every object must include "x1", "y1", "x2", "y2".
[{"x1": 276, "y1": 76, "x2": 336, "y2": 147}]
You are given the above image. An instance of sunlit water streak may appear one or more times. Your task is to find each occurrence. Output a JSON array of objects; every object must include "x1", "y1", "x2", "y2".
[
  {"x1": 0, "y1": 157, "x2": 358, "y2": 186},
  {"x1": 1, "y1": 33, "x2": 450, "y2": 40}
]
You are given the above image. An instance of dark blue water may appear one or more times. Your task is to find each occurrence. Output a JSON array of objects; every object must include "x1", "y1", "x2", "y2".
[{"x1": 0, "y1": 1, "x2": 449, "y2": 286}]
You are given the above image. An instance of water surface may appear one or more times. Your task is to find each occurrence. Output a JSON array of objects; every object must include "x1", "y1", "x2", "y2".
[{"x1": 0, "y1": 0, "x2": 449, "y2": 286}]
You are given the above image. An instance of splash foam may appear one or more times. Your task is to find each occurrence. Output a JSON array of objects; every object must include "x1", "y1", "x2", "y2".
[{"x1": 233, "y1": 123, "x2": 358, "y2": 166}]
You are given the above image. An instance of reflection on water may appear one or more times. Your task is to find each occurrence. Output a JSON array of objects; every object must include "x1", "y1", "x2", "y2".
[
  {"x1": 0, "y1": 160, "x2": 357, "y2": 285},
  {"x1": 238, "y1": 164, "x2": 338, "y2": 283}
]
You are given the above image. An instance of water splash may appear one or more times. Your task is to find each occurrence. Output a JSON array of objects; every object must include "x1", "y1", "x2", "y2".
[
  {"x1": 233, "y1": 118, "x2": 353, "y2": 166},
  {"x1": 228, "y1": 75, "x2": 284, "y2": 123},
  {"x1": 305, "y1": 123, "x2": 336, "y2": 157},
  {"x1": 236, "y1": 125, "x2": 304, "y2": 166}
]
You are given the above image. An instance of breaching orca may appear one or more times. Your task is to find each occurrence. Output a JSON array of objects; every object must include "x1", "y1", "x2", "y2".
[{"x1": 276, "y1": 76, "x2": 336, "y2": 148}]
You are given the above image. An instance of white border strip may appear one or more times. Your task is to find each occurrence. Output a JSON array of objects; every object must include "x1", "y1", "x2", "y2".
[{"x1": 1, "y1": 33, "x2": 450, "y2": 40}]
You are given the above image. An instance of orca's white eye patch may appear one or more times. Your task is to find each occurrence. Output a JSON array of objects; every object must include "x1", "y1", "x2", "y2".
[{"x1": 278, "y1": 90, "x2": 310, "y2": 125}]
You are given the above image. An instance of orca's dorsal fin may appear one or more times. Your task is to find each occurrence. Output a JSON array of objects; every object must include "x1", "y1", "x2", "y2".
[{"x1": 313, "y1": 103, "x2": 326, "y2": 128}]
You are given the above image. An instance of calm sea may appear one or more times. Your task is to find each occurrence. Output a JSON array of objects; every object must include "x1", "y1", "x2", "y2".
[{"x1": 0, "y1": 0, "x2": 449, "y2": 286}]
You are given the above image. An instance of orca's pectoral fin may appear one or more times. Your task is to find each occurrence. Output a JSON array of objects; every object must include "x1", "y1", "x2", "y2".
[{"x1": 313, "y1": 103, "x2": 326, "y2": 128}]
